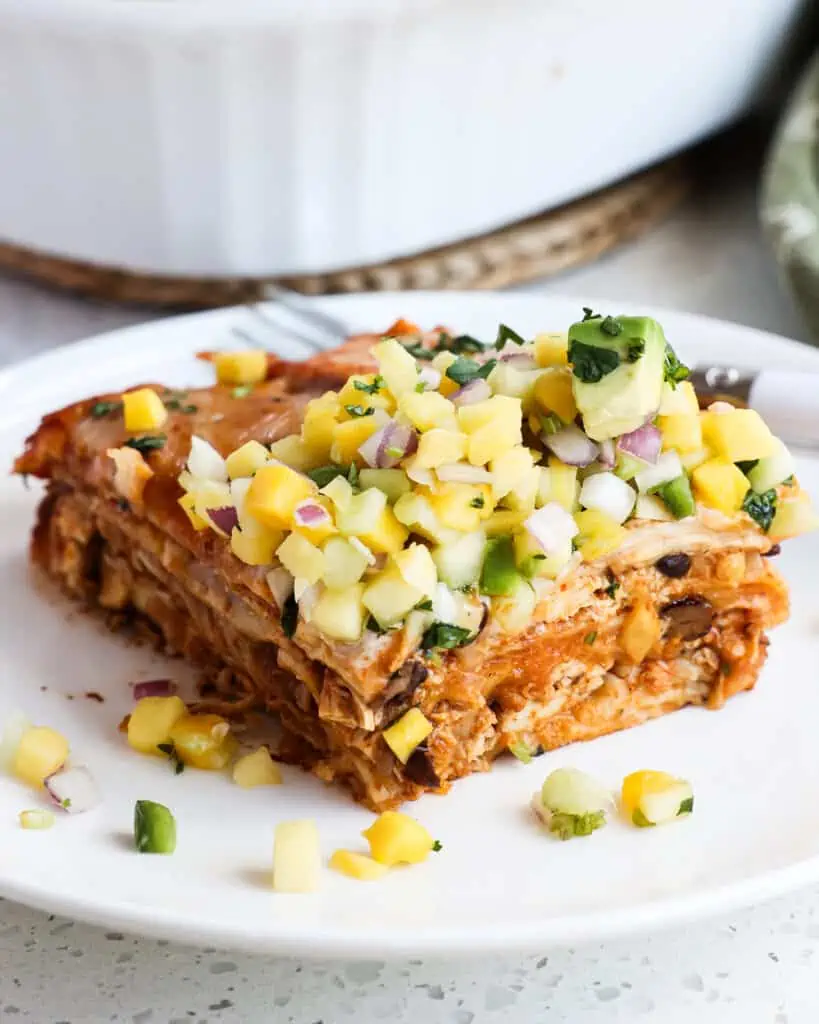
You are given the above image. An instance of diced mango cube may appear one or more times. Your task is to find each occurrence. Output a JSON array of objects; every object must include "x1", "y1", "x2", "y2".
[
  {"x1": 383, "y1": 708, "x2": 433, "y2": 763},
  {"x1": 232, "y1": 746, "x2": 283, "y2": 788},
  {"x1": 531, "y1": 368, "x2": 577, "y2": 423},
  {"x1": 399, "y1": 391, "x2": 458, "y2": 432},
  {"x1": 268, "y1": 434, "x2": 318, "y2": 472},
  {"x1": 331, "y1": 416, "x2": 382, "y2": 464},
  {"x1": 363, "y1": 811, "x2": 436, "y2": 866},
  {"x1": 337, "y1": 374, "x2": 394, "y2": 414},
  {"x1": 533, "y1": 332, "x2": 568, "y2": 367},
  {"x1": 225, "y1": 440, "x2": 269, "y2": 479},
  {"x1": 169, "y1": 713, "x2": 237, "y2": 770},
  {"x1": 621, "y1": 770, "x2": 694, "y2": 827},
  {"x1": 246, "y1": 462, "x2": 316, "y2": 529},
  {"x1": 230, "y1": 525, "x2": 280, "y2": 566},
  {"x1": 329, "y1": 849, "x2": 389, "y2": 881},
  {"x1": 13, "y1": 726, "x2": 69, "y2": 788},
  {"x1": 276, "y1": 532, "x2": 325, "y2": 585},
  {"x1": 214, "y1": 349, "x2": 267, "y2": 386},
  {"x1": 363, "y1": 568, "x2": 423, "y2": 626},
  {"x1": 273, "y1": 819, "x2": 321, "y2": 892},
  {"x1": 122, "y1": 388, "x2": 168, "y2": 432},
  {"x1": 127, "y1": 696, "x2": 187, "y2": 756},
  {"x1": 658, "y1": 380, "x2": 699, "y2": 416},
  {"x1": 372, "y1": 338, "x2": 419, "y2": 398},
  {"x1": 336, "y1": 488, "x2": 408, "y2": 554},
  {"x1": 301, "y1": 392, "x2": 341, "y2": 460},
  {"x1": 620, "y1": 603, "x2": 661, "y2": 662},
  {"x1": 178, "y1": 492, "x2": 208, "y2": 531},
  {"x1": 691, "y1": 457, "x2": 749, "y2": 515},
  {"x1": 502, "y1": 466, "x2": 540, "y2": 514},
  {"x1": 415, "y1": 428, "x2": 467, "y2": 469},
  {"x1": 574, "y1": 508, "x2": 627, "y2": 560},
  {"x1": 700, "y1": 409, "x2": 776, "y2": 462},
  {"x1": 321, "y1": 536, "x2": 370, "y2": 588},
  {"x1": 310, "y1": 584, "x2": 366, "y2": 642},
  {"x1": 393, "y1": 543, "x2": 438, "y2": 597},
  {"x1": 543, "y1": 458, "x2": 579, "y2": 511},
  {"x1": 429, "y1": 483, "x2": 489, "y2": 532},
  {"x1": 658, "y1": 413, "x2": 703, "y2": 453}
]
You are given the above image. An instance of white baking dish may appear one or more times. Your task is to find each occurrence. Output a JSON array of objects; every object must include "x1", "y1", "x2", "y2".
[{"x1": 0, "y1": 0, "x2": 808, "y2": 278}]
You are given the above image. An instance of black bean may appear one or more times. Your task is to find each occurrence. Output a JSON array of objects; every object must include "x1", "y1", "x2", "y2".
[
  {"x1": 661, "y1": 596, "x2": 713, "y2": 640},
  {"x1": 655, "y1": 553, "x2": 691, "y2": 578},
  {"x1": 404, "y1": 744, "x2": 440, "y2": 788},
  {"x1": 763, "y1": 544, "x2": 781, "y2": 558}
]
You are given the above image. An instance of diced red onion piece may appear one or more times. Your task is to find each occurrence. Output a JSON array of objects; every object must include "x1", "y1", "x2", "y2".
[
  {"x1": 45, "y1": 765, "x2": 101, "y2": 814},
  {"x1": 524, "y1": 502, "x2": 579, "y2": 556},
  {"x1": 634, "y1": 451, "x2": 684, "y2": 493},
  {"x1": 187, "y1": 436, "x2": 228, "y2": 482},
  {"x1": 133, "y1": 679, "x2": 176, "y2": 701},
  {"x1": 207, "y1": 505, "x2": 239, "y2": 535},
  {"x1": 377, "y1": 422, "x2": 417, "y2": 468},
  {"x1": 499, "y1": 351, "x2": 536, "y2": 370},
  {"x1": 617, "y1": 423, "x2": 661, "y2": 464},
  {"x1": 544, "y1": 425, "x2": 599, "y2": 467},
  {"x1": 598, "y1": 439, "x2": 616, "y2": 469},
  {"x1": 451, "y1": 378, "x2": 491, "y2": 406},
  {"x1": 358, "y1": 427, "x2": 386, "y2": 469},
  {"x1": 266, "y1": 567, "x2": 294, "y2": 609},
  {"x1": 417, "y1": 366, "x2": 442, "y2": 390},
  {"x1": 579, "y1": 472, "x2": 636, "y2": 524},
  {"x1": 294, "y1": 500, "x2": 330, "y2": 528},
  {"x1": 436, "y1": 463, "x2": 492, "y2": 484}
]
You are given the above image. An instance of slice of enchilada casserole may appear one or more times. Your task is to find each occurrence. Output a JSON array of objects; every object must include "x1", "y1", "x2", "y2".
[{"x1": 14, "y1": 312, "x2": 813, "y2": 810}]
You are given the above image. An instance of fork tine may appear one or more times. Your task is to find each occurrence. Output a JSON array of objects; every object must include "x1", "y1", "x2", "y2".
[
  {"x1": 259, "y1": 282, "x2": 350, "y2": 341},
  {"x1": 244, "y1": 306, "x2": 329, "y2": 354}
]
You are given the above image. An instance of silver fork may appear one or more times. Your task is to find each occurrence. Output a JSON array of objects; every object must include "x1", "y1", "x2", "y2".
[{"x1": 232, "y1": 284, "x2": 348, "y2": 355}]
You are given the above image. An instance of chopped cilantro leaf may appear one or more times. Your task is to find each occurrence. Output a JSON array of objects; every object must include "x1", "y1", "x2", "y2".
[
  {"x1": 307, "y1": 465, "x2": 347, "y2": 487},
  {"x1": 583, "y1": 631, "x2": 597, "y2": 645},
  {"x1": 549, "y1": 810, "x2": 606, "y2": 840},
  {"x1": 281, "y1": 595, "x2": 298, "y2": 638},
  {"x1": 347, "y1": 463, "x2": 360, "y2": 488},
  {"x1": 581, "y1": 307, "x2": 600, "y2": 321},
  {"x1": 123, "y1": 435, "x2": 166, "y2": 454},
  {"x1": 432, "y1": 840, "x2": 443, "y2": 852},
  {"x1": 626, "y1": 338, "x2": 645, "y2": 362},
  {"x1": 604, "y1": 572, "x2": 620, "y2": 599},
  {"x1": 445, "y1": 356, "x2": 496, "y2": 386},
  {"x1": 568, "y1": 340, "x2": 620, "y2": 383},
  {"x1": 232, "y1": 384, "x2": 253, "y2": 398},
  {"x1": 470, "y1": 495, "x2": 485, "y2": 509},
  {"x1": 354, "y1": 376, "x2": 384, "y2": 395},
  {"x1": 782, "y1": 474, "x2": 795, "y2": 486},
  {"x1": 344, "y1": 404, "x2": 375, "y2": 418},
  {"x1": 663, "y1": 344, "x2": 690, "y2": 387},
  {"x1": 494, "y1": 323, "x2": 527, "y2": 350},
  {"x1": 449, "y1": 334, "x2": 486, "y2": 354},
  {"x1": 600, "y1": 316, "x2": 623, "y2": 337},
  {"x1": 401, "y1": 341, "x2": 434, "y2": 361},
  {"x1": 90, "y1": 400, "x2": 122, "y2": 418},
  {"x1": 157, "y1": 742, "x2": 185, "y2": 775},
  {"x1": 736, "y1": 459, "x2": 758, "y2": 475},
  {"x1": 415, "y1": 599, "x2": 433, "y2": 611},
  {"x1": 539, "y1": 412, "x2": 563, "y2": 436},
  {"x1": 415, "y1": 380, "x2": 426, "y2": 392},
  {"x1": 742, "y1": 488, "x2": 777, "y2": 532},
  {"x1": 62, "y1": 798, "x2": 72, "y2": 809},
  {"x1": 366, "y1": 615, "x2": 388, "y2": 635},
  {"x1": 422, "y1": 622, "x2": 474, "y2": 652},
  {"x1": 678, "y1": 796, "x2": 694, "y2": 815}
]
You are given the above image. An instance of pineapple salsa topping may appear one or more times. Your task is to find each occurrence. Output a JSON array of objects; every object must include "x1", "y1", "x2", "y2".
[{"x1": 167, "y1": 312, "x2": 815, "y2": 653}]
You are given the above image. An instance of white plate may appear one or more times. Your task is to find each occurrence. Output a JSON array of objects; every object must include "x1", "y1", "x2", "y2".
[{"x1": 1, "y1": 292, "x2": 819, "y2": 959}]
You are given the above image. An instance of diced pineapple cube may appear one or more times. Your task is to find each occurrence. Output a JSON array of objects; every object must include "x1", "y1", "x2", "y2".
[
  {"x1": 621, "y1": 770, "x2": 693, "y2": 827},
  {"x1": 310, "y1": 584, "x2": 365, "y2": 641},
  {"x1": 657, "y1": 414, "x2": 703, "y2": 453},
  {"x1": 329, "y1": 849, "x2": 389, "y2": 881},
  {"x1": 178, "y1": 492, "x2": 208, "y2": 531},
  {"x1": 691, "y1": 457, "x2": 748, "y2": 515},
  {"x1": 503, "y1": 465, "x2": 540, "y2": 514},
  {"x1": 383, "y1": 708, "x2": 433, "y2": 763},
  {"x1": 415, "y1": 428, "x2": 467, "y2": 469},
  {"x1": 301, "y1": 392, "x2": 341, "y2": 460},
  {"x1": 359, "y1": 468, "x2": 411, "y2": 503},
  {"x1": 545, "y1": 458, "x2": 579, "y2": 511},
  {"x1": 336, "y1": 488, "x2": 408, "y2": 554},
  {"x1": 620, "y1": 603, "x2": 661, "y2": 662},
  {"x1": 321, "y1": 536, "x2": 370, "y2": 588},
  {"x1": 168, "y1": 713, "x2": 237, "y2": 770},
  {"x1": 399, "y1": 391, "x2": 458, "y2": 432},
  {"x1": 225, "y1": 440, "x2": 269, "y2": 479},
  {"x1": 487, "y1": 362, "x2": 533, "y2": 400},
  {"x1": 531, "y1": 368, "x2": 577, "y2": 423},
  {"x1": 192, "y1": 482, "x2": 233, "y2": 536},
  {"x1": 700, "y1": 409, "x2": 776, "y2": 462},
  {"x1": 467, "y1": 424, "x2": 520, "y2": 466},
  {"x1": 492, "y1": 577, "x2": 537, "y2": 633},
  {"x1": 484, "y1": 508, "x2": 529, "y2": 535},
  {"x1": 230, "y1": 525, "x2": 280, "y2": 566},
  {"x1": 393, "y1": 492, "x2": 461, "y2": 546},
  {"x1": 246, "y1": 462, "x2": 316, "y2": 529},
  {"x1": 232, "y1": 746, "x2": 283, "y2": 787},
  {"x1": 533, "y1": 332, "x2": 568, "y2": 367},
  {"x1": 127, "y1": 696, "x2": 187, "y2": 756},
  {"x1": 658, "y1": 380, "x2": 699, "y2": 416},
  {"x1": 268, "y1": 434, "x2": 318, "y2": 472},
  {"x1": 276, "y1": 533, "x2": 325, "y2": 584},
  {"x1": 273, "y1": 819, "x2": 321, "y2": 892},
  {"x1": 393, "y1": 543, "x2": 438, "y2": 597},
  {"x1": 362, "y1": 568, "x2": 423, "y2": 626},
  {"x1": 769, "y1": 493, "x2": 819, "y2": 541},
  {"x1": 214, "y1": 349, "x2": 267, "y2": 386},
  {"x1": 13, "y1": 726, "x2": 69, "y2": 788},
  {"x1": 363, "y1": 811, "x2": 435, "y2": 866},
  {"x1": 432, "y1": 530, "x2": 486, "y2": 589},
  {"x1": 574, "y1": 508, "x2": 627, "y2": 560},
  {"x1": 458, "y1": 394, "x2": 522, "y2": 434},
  {"x1": 371, "y1": 337, "x2": 419, "y2": 398},
  {"x1": 337, "y1": 374, "x2": 394, "y2": 414},
  {"x1": 320, "y1": 474, "x2": 354, "y2": 513},
  {"x1": 331, "y1": 415, "x2": 382, "y2": 464},
  {"x1": 679, "y1": 447, "x2": 711, "y2": 472},
  {"x1": 489, "y1": 446, "x2": 535, "y2": 500},
  {"x1": 122, "y1": 387, "x2": 168, "y2": 432},
  {"x1": 429, "y1": 483, "x2": 489, "y2": 532}
]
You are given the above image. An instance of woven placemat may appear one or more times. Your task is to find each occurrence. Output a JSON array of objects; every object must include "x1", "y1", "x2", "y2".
[{"x1": 0, "y1": 155, "x2": 692, "y2": 310}]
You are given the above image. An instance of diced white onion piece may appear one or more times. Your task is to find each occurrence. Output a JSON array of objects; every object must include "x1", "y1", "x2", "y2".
[
  {"x1": 294, "y1": 501, "x2": 330, "y2": 528},
  {"x1": 295, "y1": 581, "x2": 319, "y2": 619},
  {"x1": 44, "y1": 765, "x2": 101, "y2": 814},
  {"x1": 431, "y1": 582, "x2": 458, "y2": 624},
  {"x1": 358, "y1": 428, "x2": 386, "y2": 469},
  {"x1": 544, "y1": 425, "x2": 599, "y2": 467},
  {"x1": 436, "y1": 463, "x2": 493, "y2": 484},
  {"x1": 405, "y1": 460, "x2": 435, "y2": 486},
  {"x1": 540, "y1": 767, "x2": 613, "y2": 816},
  {"x1": 451, "y1": 378, "x2": 492, "y2": 406},
  {"x1": 0, "y1": 711, "x2": 31, "y2": 772},
  {"x1": 229, "y1": 476, "x2": 252, "y2": 511},
  {"x1": 266, "y1": 567, "x2": 294, "y2": 609},
  {"x1": 579, "y1": 472, "x2": 636, "y2": 524},
  {"x1": 634, "y1": 494, "x2": 674, "y2": 521},
  {"x1": 634, "y1": 451, "x2": 683, "y2": 493},
  {"x1": 524, "y1": 502, "x2": 579, "y2": 556},
  {"x1": 348, "y1": 537, "x2": 377, "y2": 566},
  {"x1": 598, "y1": 439, "x2": 616, "y2": 469},
  {"x1": 617, "y1": 423, "x2": 661, "y2": 464},
  {"x1": 417, "y1": 366, "x2": 442, "y2": 390},
  {"x1": 187, "y1": 436, "x2": 228, "y2": 482}
]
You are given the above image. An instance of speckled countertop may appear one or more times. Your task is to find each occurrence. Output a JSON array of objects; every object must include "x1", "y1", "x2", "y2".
[{"x1": 0, "y1": 159, "x2": 815, "y2": 1024}]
